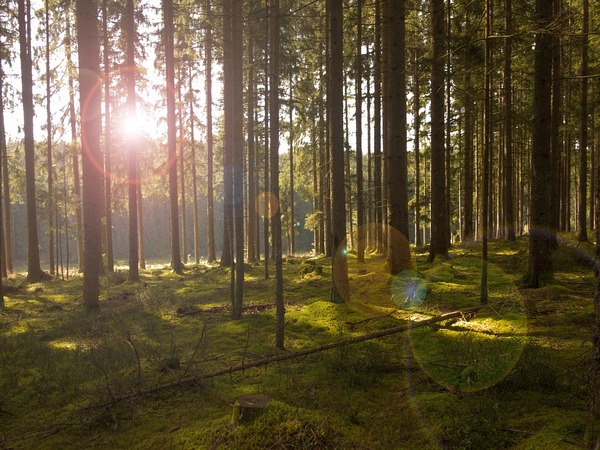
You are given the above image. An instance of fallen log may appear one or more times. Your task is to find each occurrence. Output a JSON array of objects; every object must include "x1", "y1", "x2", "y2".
[{"x1": 87, "y1": 306, "x2": 484, "y2": 408}]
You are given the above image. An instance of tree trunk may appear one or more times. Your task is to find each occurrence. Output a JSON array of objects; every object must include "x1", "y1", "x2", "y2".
[
  {"x1": 413, "y1": 47, "x2": 422, "y2": 247},
  {"x1": 45, "y1": 0, "x2": 55, "y2": 275},
  {"x1": 65, "y1": 6, "x2": 84, "y2": 273},
  {"x1": 126, "y1": 0, "x2": 139, "y2": 281},
  {"x1": 102, "y1": 0, "x2": 114, "y2": 273},
  {"x1": 503, "y1": 0, "x2": 515, "y2": 241},
  {"x1": 205, "y1": 0, "x2": 216, "y2": 263},
  {"x1": 18, "y1": 0, "x2": 44, "y2": 282},
  {"x1": 386, "y1": 0, "x2": 411, "y2": 274},
  {"x1": 355, "y1": 0, "x2": 365, "y2": 263},
  {"x1": 178, "y1": 68, "x2": 188, "y2": 263},
  {"x1": 289, "y1": 83, "x2": 295, "y2": 256},
  {"x1": 232, "y1": 0, "x2": 245, "y2": 319},
  {"x1": 328, "y1": 0, "x2": 349, "y2": 303},
  {"x1": 163, "y1": 0, "x2": 183, "y2": 274},
  {"x1": 578, "y1": 0, "x2": 589, "y2": 243},
  {"x1": 428, "y1": 0, "x2": 449, "y2": 262},
  {"x1": 527, "y1": 0, "x2": 555, "y2": 287},
  {"x1": 0, "y1": 61, "x2": 8, "y2": 278},
  {"x1": 246, "y1": 38, "x2": 257, "y2": 263},
  {"x1": 269, "y1": 0, "x2": 285, "y2": 347},
  {"x1": 76, "y1": 0, "x2": 102, "y2": 308},
  {"x1": 189, "y1": 64, "x2": 200, "y2": 264},
  {"x1": 373, "y1": 0, "x2": 383, "y2": 254}
]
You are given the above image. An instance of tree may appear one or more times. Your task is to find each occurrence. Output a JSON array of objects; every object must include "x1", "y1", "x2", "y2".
[
  {"x1": 76, "y1": 0, "x2": 102, "y2": 308},
  {"x1": 205, "y1": 0, "x2": 216, "y2": 263},
  {"x1": 102, "y1": 0, "x2": 114, "y2": 273},
  {"x1": 385, "y1": 0, "x2": 411, "y2": 274},
  {"x1": 44, "y1": 0, "x2": 55, "y2": 275},
  {"x1": 578, "y1": 0, "x2": 589, "y2": 243},
  {"x1": 163, "y1": 0, "x2": 183, "y2": 274},
  {"x1": 526, "y1": 0, "x2": 555, "y2": 287},
  {"x1": 428, "y1": 0, "x2": 449, "y2": 262},
  {"x1": 269, "y1": 0, "x2": 285, "y2": 346},
  {"x1": 126, "y1": 0, "x2": 139, "y2": 281},
  {"x1": 502, "y1": 0, "x2": 515, "y2": 242},
  {"x1": 18, "y1": 0, "x2": 45, "y2": 282},
  {"x1": 329, "y1": 0, "x2": 349, "y2": 303},
  {"x1": 355, "y1": 0, "x2": 365, "y2": 263}
]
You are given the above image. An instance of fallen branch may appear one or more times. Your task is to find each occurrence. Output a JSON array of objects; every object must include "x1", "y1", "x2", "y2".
[
  {"x1": 86, "y1": 306, "x2": 484, "y2": 409},
  {"x1": 344, "y1": 310, "x2": 395, "y2": 326}
]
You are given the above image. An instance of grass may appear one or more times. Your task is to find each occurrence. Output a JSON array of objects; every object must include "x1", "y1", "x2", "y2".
[{"x1": 0, "y1": 233, "x2": 597, "y2": 448}]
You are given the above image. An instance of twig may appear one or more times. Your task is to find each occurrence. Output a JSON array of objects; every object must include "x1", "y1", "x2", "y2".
[
  {"x1": 179, "y1": 323, "x2": 207, "y2": 380},
  {"x1": 344, "y1": 310, "x2": 395, "y2": 326}
]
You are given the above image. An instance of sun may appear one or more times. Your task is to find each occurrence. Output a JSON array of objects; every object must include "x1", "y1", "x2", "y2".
[{"x1": 120, "y1": 112, "x2": 144, "y2": 140}]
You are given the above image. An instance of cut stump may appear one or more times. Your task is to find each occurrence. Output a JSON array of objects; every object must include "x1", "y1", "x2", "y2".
[{"x1": 232, "y1": 394, "x2": 272, "y2": 425}]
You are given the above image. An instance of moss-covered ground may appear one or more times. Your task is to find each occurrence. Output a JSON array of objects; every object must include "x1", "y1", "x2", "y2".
[{"x1": 0, "y1": 233, "x2": 596, "y2": 448}]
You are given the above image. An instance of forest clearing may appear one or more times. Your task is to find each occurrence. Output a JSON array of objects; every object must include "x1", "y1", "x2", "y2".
[{"x1": 0, "y1": 234, "x2": 597, "y2": 449}]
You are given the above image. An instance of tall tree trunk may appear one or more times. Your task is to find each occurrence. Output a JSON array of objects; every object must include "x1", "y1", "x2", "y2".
[
  {"x1": 413, "y1": 47, "x2": 422, "y2": 247},
  {"x1": 445, "y1": 0, "x2": 452, "y2": 243},
  {"x1": 178, "y1": 68, "x2": 188, "y2": 263},
  {"x1": 126, "y1": 0, "x2": 139, "y2": 281},
  {"x1": 263, "y1": 9, "x2": 270, "y2": 277},
  {"x1": 289, "y1": 83, "x2": 295, "y2": 256},
  {"x1": 551, "y1": 0, "x2": 561, "y2": 239},
  {"x1": 76, "y1": 0, "x2": 102, "y2": 308},
  {"x1": 205, "y1": 0, "x2": 216, "y2": 263},
  {"x1": 373, "y1": 0, "x2": 383, "y2": 254},
  {"x1": 232, "y1": 0, "x2": 245, "y2": 319},
  {"x1": 102, "y1": 0, "x2": 114, "y2": 273},
  {"x1": 527, "y1": 0, "x2": 555, "y2": 286},
  {"x1": 428, "y1": 0, "x2": 449, "y2": 262},
  {"x1": 45, "y1": 0, "x2": 55, "y2": 275},
  {"x1": 578, "y1": 0, "x2": 589, "y2": 242},
  {"x1": 269, "y1": 0, "x2": 285, "y2": 348},
  {"x1": 0, "y1": 60, "x2": 8, "y2": 278},
  {"x1": 355, "y1": 0, "x2": 365, "y2": 263},
  {"x1": 189, "y1": 64, "x2": 200, "y2": 264},
  {"x1": 65, "y1": 6, "x2": 84, "y2": 273},
  {"x1": 137, "y1": 165, "x2": 145, "y2": 269},
  {"x1": 164, "y1": 0, "x2": 183, "y2": 273},
  {"x1": 503, "y1": 0, "x2": 515, "y2": 241},
  {"x1": 481, "y1": 0, "x2": 492, "y2": 303},
  {"x1": 246, "y1": 38, "x2": 257, "y2": 263},
  {"x1": 18, "y1": 0, "x2": 44, "y2": 282},
  {"x1": 328, "y1": 0, "x2": 349, "y2": 303},
  {"x1": 386, "y1": 0, "x2": 411, "y2": 274}
]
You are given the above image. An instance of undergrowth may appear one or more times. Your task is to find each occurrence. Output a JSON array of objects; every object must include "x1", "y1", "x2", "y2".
[{"x1": 0, "y1": 233, "x2": 596, "y2": 448}]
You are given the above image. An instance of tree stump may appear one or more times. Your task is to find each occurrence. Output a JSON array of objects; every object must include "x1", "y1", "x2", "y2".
[{"x1": 232, "y1": 394, "x2": 272, "y2": 425}]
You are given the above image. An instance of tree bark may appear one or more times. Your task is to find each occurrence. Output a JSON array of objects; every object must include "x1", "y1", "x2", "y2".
[
  {"x1": 428, "y1": 0, "x2": 449, "y2": 262},
  {"x1": 45, "y1": 0, "x2": 55, "y2": 275},
  {"x1": 503, "y1": 0, "x2": 515, "y2": 242},
  {"x1": 269, "y1": 0, "x2": 285, "y2": 347},
  {"x1": 356, "y1": 0, "x2": 365, "y2": 263},
  {"x1": 578, "y1": 0, "x2": 589, "y2": 243},
  {"x1": 246, "y1": 38, "x2": 257, "y2": 263},
  {"x1": 328, "y1": 0, "x2": 349, "y2": 303},
  {"x1": 102, "y1": 0, "x2": 114, "y2": 273},
  {"x1": 205, "y1": 0, "x2": 216, "y2": 263},
  {"x1": 126, "y1": 0, "x2": 139, "y2": 281},
  {"x1": 76, "y1": 0, "x2": 102, "y2": 308},
  {"x1": 527, "y1": 0, "x2": 555, "y2": 287},
  {"x1": 163, "y1": 0, "x2": 183, "y2": 274}
]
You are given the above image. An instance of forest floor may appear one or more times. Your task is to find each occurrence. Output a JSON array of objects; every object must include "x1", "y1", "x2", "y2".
[{"x1": 0, "y1": 233, "x2": 597, "y2": 449}]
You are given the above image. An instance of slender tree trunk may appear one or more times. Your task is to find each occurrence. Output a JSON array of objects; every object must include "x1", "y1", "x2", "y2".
[
  {"x1": 76, "y1": 0, "x2": 102, "y2": 308},
  {"x1": 329, "y1": 0, "x2": 349, "y2": 303},
  {"x1": 126, "y1": 0, "x2": 139, "y2": 281},
  {"x1": 413, "y1": 48, "x2": 422, "y2": 247},
  {"x1": 1, "y1": 81, "x2": 12, "y2": 273},
  {"x1": 289, "y1": 83, "x2": 295, "y2": 256},
  {"x1": 445, "y1": 0, "x2": 452, "y2": 243},
  {"x1": 481, "y1": 0, "x2": 492, "y2": 303},
  {"x1": 428, "y1": 0, "x2": 449, "y2": 262},
  {"x1": 65, "y1": 6, "x2": 84, "y2": 273},
  {"x1": 0, "y1": 62, "x2": 8, "y2": 278},
  {"x1": 18, "y1": 0, "x2": 44, "y2": 282},
  {"x1": 550, "y1": 0, "x2": 561, "y2": 239},
  {"x1": 318, "y1": 54, "x2": 326, "y2": 255},
  {"x1": 269, "y1": 0, "x2": 285, "y2": 348},
  {"x1": 246, "y1": 39, "x2": 257, "y2": 263},
  {"x1": 137, "y1": 166, "x2": 145, "y2": 270},
  {"x1": 578, "y1": 0, "x2": 589, "y2": 242},
  {"x1": 503, "y1": 0, "x2": 515, "y2": 241},
  {"x1": 164, "y1": 0, "x2": 183, "y2": 274},
  {"x1": 205, "y1": 0, "x2": 216, "y2": 263},
  {"x1": 232, "y1": 0, "x2": 245, "y2": 319},
  {"x1": 177, "y1": 68, "x2": 188, "y2": 263},
  {"x1": 263, "y1": 10, "x2": 270, "y2": 277},
  {"x1": 373, "y1": 0, "x2": 383, "y2": 254},
  {"x1": 102, "y1": 0, "x2": 114, "y2": 273},
  {"x1": 356, "y1": 0, "x2": 365, "y2": 263},
  {"x1": 45, "y1": 0, "x2": 55, "y2": 275},
  {"x1": 527, "y1": 0, "x2": 555, "y2": 286},
  {"x1": 189, "y1": 64, "x2": 200, "y2": 264}
]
